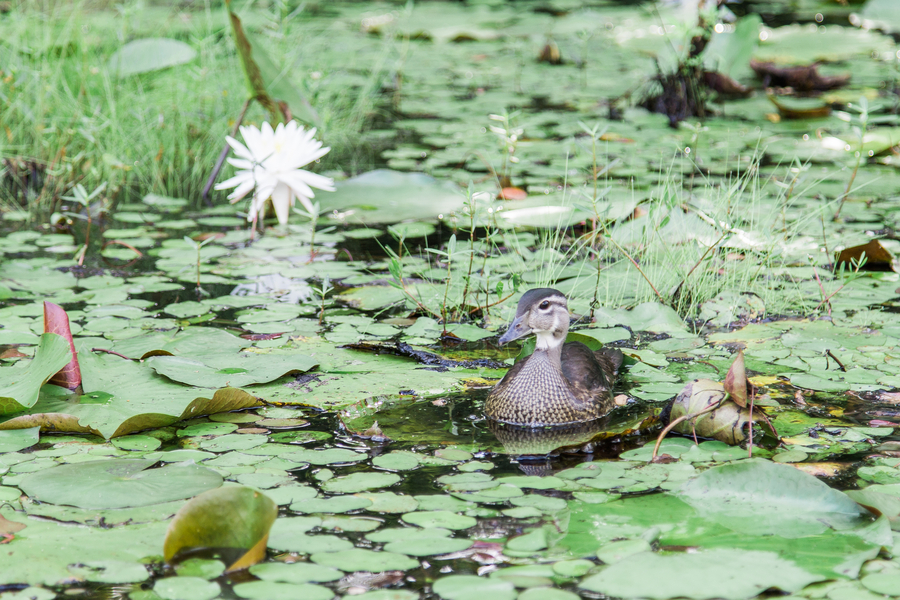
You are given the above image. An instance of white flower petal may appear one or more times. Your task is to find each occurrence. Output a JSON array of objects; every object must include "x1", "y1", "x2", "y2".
[
  {"x1": 270, "y1": 182, "x2": 294, "y2": 225},
  {"x1": 225, "y1": 136, "x2": 254, "y2": 162}
]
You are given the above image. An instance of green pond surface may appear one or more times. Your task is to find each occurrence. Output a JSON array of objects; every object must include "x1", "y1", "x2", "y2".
[{"x1": 7, "y1": 0, "x2": 900, "y2": 598}]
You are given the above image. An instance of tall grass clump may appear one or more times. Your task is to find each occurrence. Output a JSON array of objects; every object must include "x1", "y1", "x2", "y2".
[{"x1": 0, "y1": 0, "x2": 393, "y2": 223}]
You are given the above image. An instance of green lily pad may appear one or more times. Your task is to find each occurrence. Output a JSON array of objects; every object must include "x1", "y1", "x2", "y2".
[
  {"x1": 310, "y1": 548, "x2": 419, "y2": 572},
  {"x1": 233, "y1": 581, "x2": 335, "y2": 600},
  {"x1": 154, "y1": 576, "x2": 220, "y2": 600},
  {"x1": 0, "y1": 426, "x2": 40, "y2": 453},
  {"x1": 164, "y1": 486, "x2": 277, "y2": 571},
  {"x1": 580, "y1": 548, "x2": 822, "y2": 599},
  {"x1": 67, "y1": 560, "x2": 149, "y2": 584},
  {"x1": 677, "y1": 459, "x2": 872, "y2": 538},
  {"x1": 286, "y1": 448, "x2": 367, "y2": 465},
  {"x1": 320, "y1": 170, "x2": 465, "y2": 224},
  {"x1": 249, "y1": 562, "x2": 343, "y2": 583},
  {"x1": 0, "y1": 333, "x2": 71, "y2": 414},
  {"x1": 432, "y1": 575, "x2": 516, "y2": 600},
  {"x1": 321, "y1": 472, "x2": 402, "y2": 494},
  {"x1": 401, "y1": 510, "x2": 476, "y2": 530},
  {"x1": 147, "y1": 352, "x2": 317, "y2": 388},
  {"x1": 19, "y1": 458, "x2": 222, "y2": 509},
  {"x1": 290, "y1": 495, "x2": 372, "y2": 514}
]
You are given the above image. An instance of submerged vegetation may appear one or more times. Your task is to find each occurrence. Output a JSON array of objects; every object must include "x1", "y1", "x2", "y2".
[{"x1": 5, "y1": 0, "x2": 900, "y2": 599}]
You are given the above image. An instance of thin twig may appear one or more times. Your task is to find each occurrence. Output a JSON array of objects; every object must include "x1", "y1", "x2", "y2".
[
  {"x1": 651, "y1": 401, "x2": 721, "y2": 460},
  {"x1": 91, "y1": 348, "x2": 132, "y2": 360},
  {"x1": 826, "y1": 349, "x2": 847, "y2": 371},
  {"x1": 467, "y1": 289, "x2": 518, "y2": 315}
]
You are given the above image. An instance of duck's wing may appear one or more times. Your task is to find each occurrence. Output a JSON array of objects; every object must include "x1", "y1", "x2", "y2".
[
  {"x1": 560, "y1": 342, "x2": 619, "y2": 394},
  {"x1": 594, "y1": 347, "x2": 623, "y2": 379}
]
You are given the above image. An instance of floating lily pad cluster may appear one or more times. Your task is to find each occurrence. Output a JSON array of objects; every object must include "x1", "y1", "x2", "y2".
[{"x1": 3, "y1": 415, "x2": 900, "y2": 600}]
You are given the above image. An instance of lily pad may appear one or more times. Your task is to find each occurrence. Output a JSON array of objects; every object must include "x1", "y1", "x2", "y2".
[
  {"x1": 164, "y1": 486, "x2": 277, "y2": 572},
  {"x1": 0, "y1": 349, "x2": 260, "y2": 438},
  {"x1": 310, "y1": 548, "x2": 419, "y2": 572},
  {"x1": 580, "y1": 548, "x2": 822, "y2": 599},
  {"x1": 321, "y1": 472, "x2": 402, "y2": 493},
  {"x1": 108, "y1": 38, "x2": 197, "y2": 77},
  {"x1": 147, "y1": 352, "x2": 318, "y2": 388},
  {"x1": 677, "y1": 459, "x2": 873, "y2": 538},
  {"x1": 0, "y1": 333, "x2": 71, "y2": 414},
  {"x1": 19, "y1": 458, "x2": 222, "y2": 509},
  {"x1": 320, "y1": 170, "x2": 465, "y2": 224}
]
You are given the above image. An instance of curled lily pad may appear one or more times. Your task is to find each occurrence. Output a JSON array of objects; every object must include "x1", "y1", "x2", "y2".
[
  {"x1": 0, "y1": 349, "x2": 261, "y2": 438},
  {"x1": 669, "y1": 379, "x2": 767, "y2": 445},
  {"x1": 164, "y1": 486, "x2": 277, "y2": 572},
  {"x1": 0, "y1": 333, "x2": 71, "y2": 414},
  {"x1": 19, "y1": 458, "x2": 222, "y2": 509}
]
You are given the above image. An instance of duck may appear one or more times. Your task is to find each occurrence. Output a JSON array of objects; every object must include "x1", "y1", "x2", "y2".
[{"x1": 486, "y1": 288, "x2": 623, "y2": 427}]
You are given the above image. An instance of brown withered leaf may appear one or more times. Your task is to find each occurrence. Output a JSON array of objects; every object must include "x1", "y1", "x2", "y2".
[
  {"x1": 498, "y1": 187, "x2": 528, "y2": 200},
  {"x1": 0, "y1": 514, "x2": 26, "y2": 536},
  {"x1": 537, "y1": 40, "x2": 562, "y2": 65},
  {"x1": 703, "y1": 71, "x2": 751, "y2": 97},
  {"x1": 43, "y1": 301, "x2": 81, "y2": 390},
  {"x1": 751, "y1": 59, "x2": 850, "y2": 91},
  {"x1": 836, "y1": 239, "x2": 897, "y2": 272}
]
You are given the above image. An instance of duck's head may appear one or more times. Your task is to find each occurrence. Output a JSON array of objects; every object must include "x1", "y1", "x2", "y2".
[{"x1": 498, "y1": 288, "x2": 570, "y2": 350}]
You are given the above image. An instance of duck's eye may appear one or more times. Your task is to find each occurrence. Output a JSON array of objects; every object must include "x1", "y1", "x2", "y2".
[{"x1": 539, "y1": 301, "x2": 550, "y2": 310}]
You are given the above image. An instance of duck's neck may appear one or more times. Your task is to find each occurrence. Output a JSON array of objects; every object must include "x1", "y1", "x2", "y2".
[{"x1": 534, "y1": 330, "x2": 566, "y2": 363}]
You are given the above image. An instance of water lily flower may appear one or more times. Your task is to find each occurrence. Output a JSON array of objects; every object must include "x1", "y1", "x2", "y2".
[{"x1": 215, "y1": 120, "x2": 335, "y2": 227}]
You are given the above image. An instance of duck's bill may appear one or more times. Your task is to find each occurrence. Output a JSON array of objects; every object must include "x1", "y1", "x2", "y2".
[{"x1": 498, "y1": 315, "x2": 532, "y2": 344}]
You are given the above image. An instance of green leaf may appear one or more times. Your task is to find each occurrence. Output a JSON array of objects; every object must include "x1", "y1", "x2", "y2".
[
  {"x1": 0, "y1": 505, "x2": 165, "y2": 586},
  {"x1": 0, "y1": 333, "x2": 71, "y2": 414},
  {"x1": 580, "y1": 548, "x2": 822, "y2": 599},
  {"x1": 677, "y1": 459, "x2": 874, "y2": 538},
  {"x1": 146, "y1": 352, "x2": 317, "y2": 388},
  {"x1": 310, "y1": 548, "x2": 418, "y2": 572},
  {"x1": 432, "y1": 575, "x2": 515, "y2": 600},
  {"x1": 225, "y1": 1, "x2": 318, "y2": 125},
  {"x1": 319, "y1": 170, "x2": 466, "y2": 224},
  {"x1": 164, "y1": 486, "x2": 277, "y2": 572},
  {"x1": 0, "y1": 349, "x2": 260, "y2": 438},
  {"x1": 321, "y1": 472, "x2": 401, "y2": 494},
  {"x1": 19, "y1": 458, "x2": 222, "y2": 509},
  {"x1": 108, "y1": 38, "x2": 197, "y2": 77},
  {"x1": 0, "y1": 426, "x2": 40, "y2": 452}
]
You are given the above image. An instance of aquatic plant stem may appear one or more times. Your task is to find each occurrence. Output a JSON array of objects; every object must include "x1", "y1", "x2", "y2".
[
  {"x1": 203, "y1": 97, "x2": 253, "y2": 205},
  {"x1": 651, "y1": 401, "x2": 721, "y2": 461}
]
